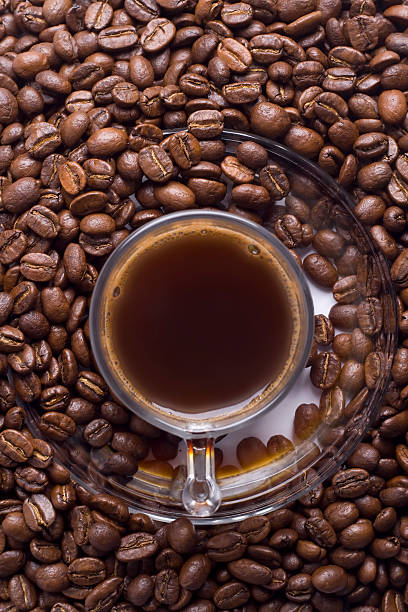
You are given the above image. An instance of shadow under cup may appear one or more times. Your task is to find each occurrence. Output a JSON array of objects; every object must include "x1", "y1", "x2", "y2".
[{"x1": 90, "y1": 209, "x2": 314, "y2": 516}]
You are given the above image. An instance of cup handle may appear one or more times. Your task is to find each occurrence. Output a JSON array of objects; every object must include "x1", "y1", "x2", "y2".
[{"x1": 182, "y1": 438, "x2": 222, "y2": 517}]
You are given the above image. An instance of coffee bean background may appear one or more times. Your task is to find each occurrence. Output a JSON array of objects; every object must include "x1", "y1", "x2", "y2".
[{"x1": 1, "y1": 0, "x2": 408, "y2": 609}]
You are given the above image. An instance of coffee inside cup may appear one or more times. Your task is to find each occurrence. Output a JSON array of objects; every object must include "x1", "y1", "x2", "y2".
[{"x1": 103, "y1": 223, "x2": 301, "y2": 415}]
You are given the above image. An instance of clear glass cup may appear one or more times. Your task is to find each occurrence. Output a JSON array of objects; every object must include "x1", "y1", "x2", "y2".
[{"x1": 89, "y1": 210, "x2": 314, "y2": 516}]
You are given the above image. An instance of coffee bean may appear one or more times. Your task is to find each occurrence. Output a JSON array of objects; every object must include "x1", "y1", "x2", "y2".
[
  {"x1": 187, "y1": 110, "x2": 224, "y2": 139},
  {"x1": 0, "y1": 230, "x2": 27, "y2": 265},
  {"x1": 88, "y1": 523, "x2": 121, "y2": 554},
  {"x1": 116, "y1": 533, "x2": 158, "y2": 562},
  {"x1": 140, "y1": 18, "x2": 175, "y2": 52},
  {"x1": 84, "y1": 419, "x2": 113, "y2": 448},
  {"x1": 380, "y1": 410, "x2": 408, "y2": 438},
  {"x1": 260, "y1": 164, "x2": 290, "y2": 199},
  {"x1": 294, "y1": 403, "x2": 321, "y2": 443},
  {"x1": 39, "y1": 412, "x2": 76, "y2": 442},
  {"x1": 8, "y1": 574, "x2": 37, "y2": 610},
  {"x1": 20, "y1": 253, "x2": 57, "y2": 283},
  {"x1": 168, "y1": 132, "x2": 201, "y2": 170},
  {"x1": 29, "y1": 439, "x2": 53, "y2": 469},
  {"x1": 68, "y1": 558, "x2": 106, "y2": 586},
  {"x1": 76, "y1": 371, "x2": 108, "y2": 403},
  {"x1": 358, "y1": 161, "x2": 392, "y2": 191},
  {"x1": 310, "y1": 352, "x2": 341, "y2": 389},
  {"x1": 0, "y1": 551, "x2": 26, "y2": 578},
  {"x1": 250, "y1": 102, "x2": 290, "y2": 139},
  {"x1": 154, "y1": 568, "x2": 179, "y2": 605},
  {"x1": 329, "y1": 304, "x2": 358, "y2": 330},
  {"x1": 0, "y1": 327, "x2": 24, "y2": 354},
  {"x1": 235, "y1": 517, "x2": 270, "y2": 545},
  {"x1": 314, "y1": 314, "x2": 334, "y2": 346},
  {"x1": 154, "y1": 181, "x2": 196, "y2": 210},
  {"x1": 311, "y1": 565, "x2": 347, "y2": 594},
  {"x1": 332, "y1": 469, "x2": 370, "y2": 499},
  {"x1": 30, "y1": 538, "x2": 61, "y2": 563},
  {"x1": 378, "y1": 89, "x2": 407, "y2": 125},
  {"x1": 304, "y1": 253, "x2": 338, "y2": 287},
  {"x1": 213, "y1": 581, "x2": 250, "y2": 609},
  {"x1": 22, "y1": 493, "x2": 56, "y2": 532},
  {"x1": 126, "y1": 574, "x2": 154, "y2": 606},
  {"x1": 227, "y1": 559, "x2": 272, "y2": 585},
  {"x1": 35, "y1": 562, "x2": 69, "y2": 592},
  {"x1": 138, "y1": 145, "x2": 174, "y2": 183},
  {"x1": 165, "y1": 518, "x2": 195, "y2": 554},
  {"x1": 0, "y1": 430, "x2": 33, "y2": 462},
  {"x1": 339, "y1": 519, "x2": 375, "y2": 549},
  {"x1": 87, "y1": 128, "x2": 128, "y2": 157},
  {"x1": 85, "y1": 577, "x2": 123, "y2": 612},
  {"x1": 305, "y1": 517, "x2": 337, "y2": 548},
  {"x1": 207, "y1": 532, "x2": 247, "y2": 562}
]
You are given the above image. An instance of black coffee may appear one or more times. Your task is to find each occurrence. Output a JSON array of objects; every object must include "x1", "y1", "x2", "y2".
[{"x1": 107, "y1": 227, "x2": 294, "y2": 413}]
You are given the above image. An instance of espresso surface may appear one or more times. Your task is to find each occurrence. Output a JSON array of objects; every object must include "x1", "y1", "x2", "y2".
[{"x1": 108, "y1": 229, "x2": 293, "y2": 413}]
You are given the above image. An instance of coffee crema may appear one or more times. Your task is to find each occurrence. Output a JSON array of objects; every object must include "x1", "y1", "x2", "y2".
[{"x1": 105, "y1": 225, "x2": 299, "y2": 414}]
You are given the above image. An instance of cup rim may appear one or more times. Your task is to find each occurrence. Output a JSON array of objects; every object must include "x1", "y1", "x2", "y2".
[{"x1": 89, "y1": 209, "x2": 314, "y2": 437}]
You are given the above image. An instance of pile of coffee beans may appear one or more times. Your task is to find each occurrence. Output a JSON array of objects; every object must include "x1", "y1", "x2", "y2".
[{"x1": 2, "y1": 0, "x2": 408, "y2": 608}]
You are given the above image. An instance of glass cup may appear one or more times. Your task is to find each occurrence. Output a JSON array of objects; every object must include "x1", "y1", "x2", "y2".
[{"x1": 89, "y1": 209, "x2": 314, "y2": 516}]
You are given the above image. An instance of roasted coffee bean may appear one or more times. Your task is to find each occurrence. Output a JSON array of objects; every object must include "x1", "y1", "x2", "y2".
[
  {"x1": 304, "y1": 253, "x2": 338, "y2": 287},
  {"x1": 311, "y1": 565, "x2": 347, "y2": 594},
  {"x1": 39, "y1": 412, "x2": 76, "y2": 442},
  {"x1": 339, "y1": 519, "x2": 375, "y2": 549},
  {"x1": 30, "y1": 538, "x2": 62, "y2": 563},
  {"x1": 154, "y1": 568, "x2": 179, "y2": 605},
  {"x1": 0, "y1": 230, "x2": 27, "y2": 265},
  {"x1": 294, "y1": 403, "x2": 321, "y2": 440},
  {"x1": 76, "y1": 372, "x2": 107, "y2": 403},
  {"x1": 227, "y1": 559, "x2": 272, "y2": 585},
  {"x1": 15, "y1": 465, "x2": 47, "y2": 493},
  {"x1": 138, "y1": 145, "x2": 174, "y2": 183},
  {"x1": 83, "y1": 419, "x2": 113, "y2": 447},
  {"x1": 0, "y1": 327, "x2": 25, "y2": 354},
  {"x1": 116, "y1": 533, "x2": 158, "y2": 561},
  {"x1": 35, "y1": 562, "x2": 69, "y2": 593},
  {"x1": 8, "y1": 574, "x2": 37, "y2": 610},
  {"x1": 84, "y1": 576, "x2": 123, "y2": 612},
  {"x1": 20, "y1": 253, "x2": 57, "y2": 283},
  {"x1": 154, "y1": 181, "x2": 196, "y2": 210},
  {"x1": 259, "y1": 164, "x2": 289, "y2": 199},
  {"x1": 187, "y1": 110, "x2": 224, "y2": 139},
  {"x1": 50, "y1": 483, "x2": 76, "y2": 511},
  {"x1": 0, "y1": 430, "x2": 33, "y2": 462},
  {"x1": 213, "y1": 581, "x2": 250, "y2": 609},
  {"x1": 207, "y1": 532, "x2": 247, "y2": 562},
  {"x1": 310, "y1": 352, "x2": 341, "y2": 389},
  {"x1": 68, "y1": 558, "x2": 106, "y2": 586},
  {"x1": 236, "y1": 517, "x2": 270, "y2": 544},
  {"x1": 221, "y1": 156, "x2": 254, "y2": 184},
  {"x1": 126, "y1": 574, "x2": 153, "y2": 607},
  {"x1": 169, "y1": 132, "x2": 201, "y2": 170},
  {"x1": 305, "y1": 517, "x2": 337, "y2": 548},
  {"x1": 314, "y1": 314, "x2": 334, "y2": 345},
  {"x1": 329, "y1": 304, "x2": 358, "y2": 330},
  {"x1": 29, "y1": 439, "x2": 53, "y2": 469},
  {"x1": 23, "y1": 493, "x2": 56, "y2": 532},
  {"x1": 0, "y1": 551, "x2": 26, "y2": 578},
  {"x1": 332, "y1": 469, "x2": 370, "y2": 499},
  {"x1": 59, "y1": 161, "x2": 87, "y2": 196},
  {"x1": 88, "y1": 523, "x2": 121, "y2": 554}
]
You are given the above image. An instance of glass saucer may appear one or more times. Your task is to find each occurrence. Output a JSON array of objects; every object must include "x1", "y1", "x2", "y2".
[{"x1": 25, "y1": 129, "x2": 398, "y2": 524}]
